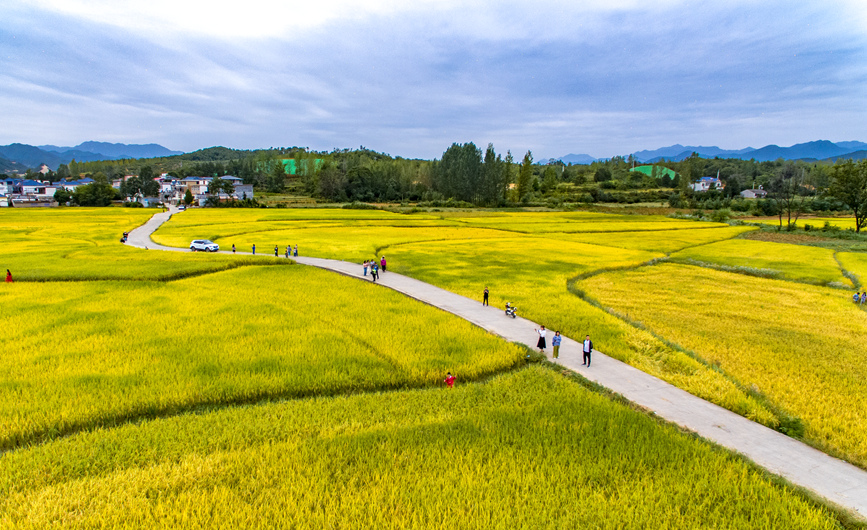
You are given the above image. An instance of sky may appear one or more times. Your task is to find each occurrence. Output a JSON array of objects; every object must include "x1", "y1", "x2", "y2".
[{"x1": 1, "y1": 0, "x2": 866, "y2": 160}]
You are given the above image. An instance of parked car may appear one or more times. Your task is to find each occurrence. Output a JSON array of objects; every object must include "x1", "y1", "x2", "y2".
[
  {"x1": 178, "y1": 204, "x2": 187, "y2": 211},
  {"x1": 190, "y1": 239, "x2": 219, "y2": 252}
]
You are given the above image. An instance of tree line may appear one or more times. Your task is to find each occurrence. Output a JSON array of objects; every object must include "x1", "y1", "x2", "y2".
[{"x1": 9, "y1": 143, "x2": 867, "y2": 232}]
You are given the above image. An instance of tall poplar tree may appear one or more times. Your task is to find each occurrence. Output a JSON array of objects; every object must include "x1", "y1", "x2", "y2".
[{"x1": 517, "y1": 150, "x2": 533, "y2": 200}]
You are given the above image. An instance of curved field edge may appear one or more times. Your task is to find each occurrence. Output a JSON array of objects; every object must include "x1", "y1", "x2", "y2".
[
  {"x1": 0, "y1": 366, "x2": 851, "y2": 529},
  {"x1": 0, "y1": 266, "x2": 525, "y2": 452},
  {"x1": 576, "y1": 261, "x2": 867, "y2": 469}
]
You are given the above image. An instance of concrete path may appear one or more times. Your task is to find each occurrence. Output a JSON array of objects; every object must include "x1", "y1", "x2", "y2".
[{"x1": 128, "y1": 206, "x2": 867, "y2": 519}]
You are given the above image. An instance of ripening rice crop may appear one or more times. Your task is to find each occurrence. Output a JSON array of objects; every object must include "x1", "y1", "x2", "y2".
[
  {"x1": 579, "y1": 262, "x2": 867, "y2": 467},
  {"x1": 151, "y1": 209, "x2": 782, "y2": 429},
  {"x1": 0, "y1": 266, "x2": 523, "y2": 449},
  {"x1": 0, "y1": 208, "x2": 276, "y2": 281},
  {"x1": 670, "y1": 239, "x2": 853, "y2": 287},
  {"x1": 0, "y1": 367, "x2": 841, "y2": 529},
  {"x1": 548, "y1": 225, "x2": 756, "y2": 253},
  {"x1": 757, "y1": 216, "x2": 859, "y2": 231},
  {"x1": 837, "y1": 251, "x2": 867, "y2": 288},
  {"x1": 383, "y1": 237, "x2": 779, "y2": 428},
  {"x1": 452, "y1": 211, "x2": 726, "y2": 233}
]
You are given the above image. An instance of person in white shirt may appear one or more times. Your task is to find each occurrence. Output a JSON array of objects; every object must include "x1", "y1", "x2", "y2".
[
  {"x1": 583, "y1": 335, "x2": 593, "y2": 367},
  {"x1": 535, "y1": 326, "x2": 546, "y2": 352}
]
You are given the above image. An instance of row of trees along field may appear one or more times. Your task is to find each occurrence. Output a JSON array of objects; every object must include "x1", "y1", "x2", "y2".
[{"x1": 26, "y1": 145, "x2": 867, "y2": 231}]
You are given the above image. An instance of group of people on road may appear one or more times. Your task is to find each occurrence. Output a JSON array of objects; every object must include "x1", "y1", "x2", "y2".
[
  {"x1": 482, "y1": 287, "x2": 595, "y2": 367},
  {"x1": 362, "y1": 256, "x2": 387, "y2": 282},
  {"x1": 534, "y1": 326, "x2": 594, "y2": 366},
  {"x1": 236, "y1": 243, "x2": 297, "y2": 257},
  {"x1": 854, "y1": 291, "x2": 867, "y2": 306}
]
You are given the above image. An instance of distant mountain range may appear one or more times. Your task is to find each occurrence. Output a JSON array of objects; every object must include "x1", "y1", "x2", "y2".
[
  {"x1": 556, "y1": 140, "x2": 867, "y2": 165},
  {"x1": 0, "y1": 142, "x2": 183, "y2": 171}
]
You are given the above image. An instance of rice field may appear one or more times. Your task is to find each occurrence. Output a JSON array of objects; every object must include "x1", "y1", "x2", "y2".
[
  {"x1": 0, "y1": 265, "x2": 523, "y2": 449},
  {"x1": 151, "y1": 209, "x2": 784, "y2": 430},
  {"x1": 838, "y1": 252, "x2": 867, "y2": 288},
  {"x1": 3, "y1": 206, "x2": 865, "y2": 526},
  {"x1": 0, "y1": 367, "x2": 842, "y2": 529},
  {"x1": 0, "y1": 208, "x2": 275, "y2": 281},
  {"x1": 578, "y1": 263, "x2": 867, "y2": 467},
  {"x1": 670, "y1": 239, "x2": 853, "y2": 287}
]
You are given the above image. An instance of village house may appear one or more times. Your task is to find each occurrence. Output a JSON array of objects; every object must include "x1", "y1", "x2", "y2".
[
  {"x1": 740, "y1": 188, "x2": 768, "y2": 199},
  {"x1": 689, "y1": 176, "x2": 724, "y2": 192}
]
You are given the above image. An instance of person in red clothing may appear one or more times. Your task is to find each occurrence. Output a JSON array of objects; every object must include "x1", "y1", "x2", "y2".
[
  {"x1": 5, "y1": 269, "x2": 11, "y2": 283},
  {"x1": 444, "y1": 372, "x2": 455, "y2": 388}
]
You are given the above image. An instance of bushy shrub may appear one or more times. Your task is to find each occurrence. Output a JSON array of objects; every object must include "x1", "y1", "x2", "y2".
[
  {"x1": 710, "y1": 209, "x2": 731, "y2": 223},
  {"x1": 730, "y1": 200, "x2": 750, "y2": 212}
]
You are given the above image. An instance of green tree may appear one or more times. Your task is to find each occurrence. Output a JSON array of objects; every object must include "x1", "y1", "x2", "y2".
[
  {"x1": 208, "y1": 176, "x2": 236, "y2": 196},
  {"x1": 828, "y1": 160, "x2": 867, "y2": 233},
  {"x1": 268, "y1": 161, "x2": 287, "y2": 193},
  {"x1": 504, "y1": 150, "x2": 514, "y2": 202},
  {"x1": 481, "y1": 143, "x2": 507, "y2": 205},
  {"x1": 53, "y1": 188, "x2": 72, "y2": 204},
  {"x1": 594, "y1": 166, "x2": 611, "y2": 182},
  {"x1": 184, "y1": 188, "x2": 194, "y2": 206},
  {"x1": 73, "y1": 182, "x2": 117, "y2": 206},
  {"x1": 56, "y1": 164, "x2": 70, "y2": 182},
  {"x1": 317, "y1": 162, "x2": 346, "y2": 201},
  {"x1": 517, "y1": 150, "x2": 533, "y2": 200},
  {"x1": 768, "y1": 162, "x2": 807, "y2": 231},
  {"x1": 541, "y1": 166, "x2": 558, "y2": 194}
]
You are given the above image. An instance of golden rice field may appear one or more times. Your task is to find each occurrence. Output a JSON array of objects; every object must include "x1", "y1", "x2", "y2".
[
  {"x1": 153, "y1": 209, "x2": 782, "y2": 429},
  {"x1": 838, "y1": 252, "x2": 867, "y2": 289},
  {"x1": 0, "y1": 209, "x2": 274, "y2": 281},
  {"x1": 549, "y1": 225, "x2": 755, "y2": 253},
  {"x1": 579, "y1": 263, "x2": 867, "y2": 467},
  {"x1": 670, "y1": 238, "x2": 853, "y2": 287},
  {"x1": 0, "y1": 265, "x2": 523, "y2": 449},
  {"x1": 0, "y1": 367, "x2": 842, "y2": 529},
  {"x1": 3, "y1": 207, "x2": 865, "y2": 526}
]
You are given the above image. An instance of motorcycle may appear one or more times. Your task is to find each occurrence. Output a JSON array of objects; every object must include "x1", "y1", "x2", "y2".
[{"x1": 505, "y1": 303, "x2": 517, "y2": 319}]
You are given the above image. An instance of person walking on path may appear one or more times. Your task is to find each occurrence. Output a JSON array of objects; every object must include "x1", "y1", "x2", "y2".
[
  {"x1": 444, "y1": 372, "x2": 455, "y2": 388},
  {"x1": 380, "y1": 256, "x2": 387, "y2": 272},
  {"x1": 294, "y1": 245, "x2": 298, "y2": 257},
  {"x1": 275, "y1": 245, "x2": 279, "y2": 257},
  {"x1": 286, "y1": 246, "x2": 290, "y2": 258},
  {"x1": 861, "y1": 292, "x2": 866, "y2": 306},
  {"x1": 252, "y1": 244, "x2": 256, "y2": 255},
  {"x1": 371, "y1": 262, "x2": 378, "y2": 282},
  {"x1": 363, "y1": 260, "x2": 369, "y2": 276},
  {"x1": 483, "y1": 287, "x2": 489, "y2": 306},
  {"x1": 5, "y1": 269, "x2": 12, "y2": 283},
  {"x1": 535, "y1": 326, "x2": 546, "y2": 352},
  {"x1": 552, "y1": 331, "x2": 561, "y2": 359},
  {"x1": 232, "y1": 244, "x2": 236, "y2": 254},
  {"x1": 582, "y1": 335, "x2": 593, "y2": 367}
]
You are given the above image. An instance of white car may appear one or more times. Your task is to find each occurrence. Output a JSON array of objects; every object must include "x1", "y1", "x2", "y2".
[{"x1": 190, "y1": 239, "x2": 219, "y2": 252}]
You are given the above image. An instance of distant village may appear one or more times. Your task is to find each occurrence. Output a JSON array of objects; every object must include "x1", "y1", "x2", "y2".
[
  {"x1": 0, "y1": 164, "x2": 253, "y2": 207},
  {"x1": 689, "y1": 175, "x2": 767, "y2": 199}
]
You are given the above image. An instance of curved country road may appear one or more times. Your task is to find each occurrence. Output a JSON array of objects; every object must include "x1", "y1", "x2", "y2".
[{"x1": 128, "y1": 206, "x2": 867, "y2": 519}]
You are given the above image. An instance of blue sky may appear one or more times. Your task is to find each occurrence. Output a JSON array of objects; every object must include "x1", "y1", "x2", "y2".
[{"x1": 2, "y1": 0, "x2": 865, "y2": 159}]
